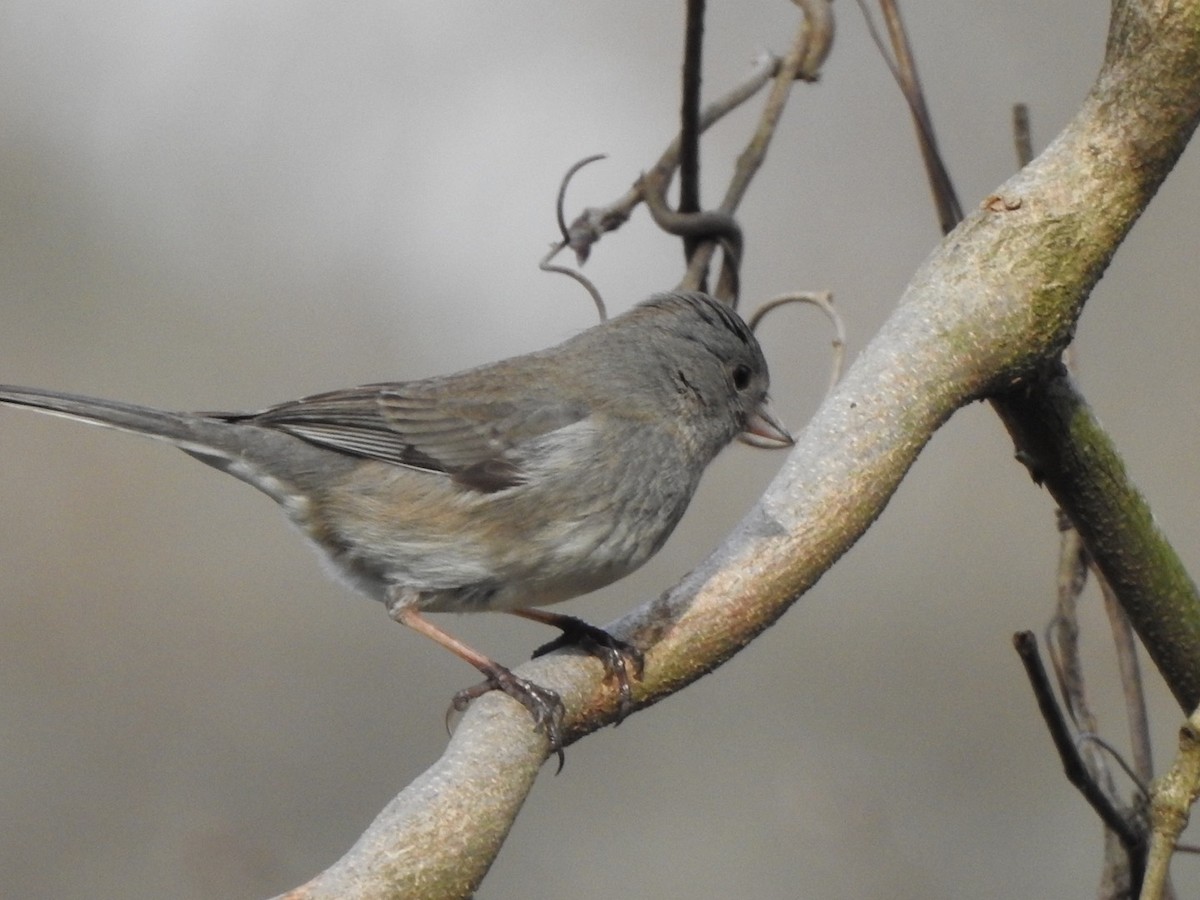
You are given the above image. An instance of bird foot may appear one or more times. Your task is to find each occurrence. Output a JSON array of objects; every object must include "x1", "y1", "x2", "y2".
[
  {"x1": 531, "y1": 618, "x2": 644, "y2": 723},
  {"x1": 451, "y1": 666, "x2": 567, "y2": 772}
]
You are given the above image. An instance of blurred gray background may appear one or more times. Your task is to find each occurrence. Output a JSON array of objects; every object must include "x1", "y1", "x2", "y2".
[{"x1": 0, "y1": 3, "x2": 1196, "y2": 898}]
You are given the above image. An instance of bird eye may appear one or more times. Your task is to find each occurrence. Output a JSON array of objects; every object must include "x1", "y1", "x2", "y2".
[{"x1": 731, "y1": 364, "x2": 752, "y2": 391}]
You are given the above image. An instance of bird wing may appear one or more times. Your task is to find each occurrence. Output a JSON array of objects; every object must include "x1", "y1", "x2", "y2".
[{"x1": 208, "y1": 382, "x2": 587, "y2": 493}]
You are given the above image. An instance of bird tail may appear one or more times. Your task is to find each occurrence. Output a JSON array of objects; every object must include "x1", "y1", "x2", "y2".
[
  {"x1": 0, "y1": 385, "x2": 240, "y2": 451},
  {"x1": 0, "y1": 385, "x2": 324, "y2": 503}
]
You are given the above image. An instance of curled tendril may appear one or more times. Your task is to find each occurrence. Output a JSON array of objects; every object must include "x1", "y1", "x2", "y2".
[
  {"x1": 749, "y1": 290, "x2": 844, "y2": 396},
  {"x1": 737, "y1": 291, "x2": 841, "y2": 450},
  {"x1": 539, "y1": 154, "x2": 609, "y2": 323}
]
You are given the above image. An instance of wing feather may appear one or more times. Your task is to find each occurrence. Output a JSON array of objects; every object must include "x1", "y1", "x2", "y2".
[{"x1": 207, "y1": 381, "x2": 587, "y2": 492}]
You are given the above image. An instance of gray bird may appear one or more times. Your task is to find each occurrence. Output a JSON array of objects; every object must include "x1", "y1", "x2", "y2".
[{"x1": 0, "y1": 291, "x2": 791, "y2": 759}]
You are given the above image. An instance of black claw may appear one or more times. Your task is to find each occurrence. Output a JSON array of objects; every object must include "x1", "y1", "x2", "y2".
[
  {"x1": 450, "y1": 666, "x2": 567, "y2": 772},
  {"x1": 532, "y1": 619, "x2": 644, "y2": 723}
]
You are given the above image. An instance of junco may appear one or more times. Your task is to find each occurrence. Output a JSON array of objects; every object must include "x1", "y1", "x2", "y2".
[{"x1": 0, "y1": 290, "x2": 791, "y2": 757}]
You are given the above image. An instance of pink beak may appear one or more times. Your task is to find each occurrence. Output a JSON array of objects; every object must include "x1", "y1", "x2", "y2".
[{"x1": 742, "y1": 401, "x2": 793, "y2": 447}]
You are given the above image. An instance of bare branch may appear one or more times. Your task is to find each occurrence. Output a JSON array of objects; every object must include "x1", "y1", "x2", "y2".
[
  {"x1": 1014, "y1": 632, "x2": 1145, "y2": 870},
  {"x1": 853, "y1": 0, "x2": 961, "y2": 231},
  {"x1": 1049, "y1": 527, "x2": 1104, "y2": 736},
  {"x1": 680, "y1": 0, "x2": 834, "y2": 298},
  {"x1": 1045, "y1": 515, "x2": 1143, "y2": 896},
  {"x1": 881, "y1": 0, "x2": 962, "y2": 230},
  {"x1": 1142, "y1": 711, "x2": 1200, "y2": 900},
  {"x1": 1102, "y1": 574, "x2": 1155, "y2": 784},
  {"x1": 679, "y1": 0, "x2": 705, "y2": 261}
]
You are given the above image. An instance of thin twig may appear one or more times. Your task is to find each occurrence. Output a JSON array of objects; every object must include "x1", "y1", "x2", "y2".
[
  {"x1": 1044, "y1": 518, "x2": 1143, "y2": 896},
  {"x1": 855, "y1": 0, "x2": 961, "y2": 233},
  {"x1": 1076, "y1": 733, "x2": 1151, "y2": 799},
  {"x1": 1101, "y1": 573, "x2": 1156, "y2": 784},
  {"x1": 1013, "y1": 632, "x2": 1146, "y2": 876},
  {"x1": 1047, "y1": 526, "x2": 1096, "y2": 734},
  {"x1": 680, "y1": 0, "x2": 835, "y2": 299},
  {"x1": 564, "y1": 52, "x2": 781, "y2": 265},
  {"x1": 1013, "y1": 103, "x2": 1033, "y2": 168},
  {"x1": 680, "y1": 0, "x2": 705, "y2": 261}
]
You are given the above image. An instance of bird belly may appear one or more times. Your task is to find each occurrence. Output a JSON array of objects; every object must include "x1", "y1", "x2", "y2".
[{"x1": 288, "y1": 446, "x2": 698, "y2": 615}]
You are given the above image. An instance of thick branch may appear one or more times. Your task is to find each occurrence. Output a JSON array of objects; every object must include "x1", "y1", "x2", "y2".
[
  {"x1": 278, "y1": 1, "x2": 1200, "y2": 896},
  {"x1": 995, "y1": 374, "x2": 1200, "y2": 709}
]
